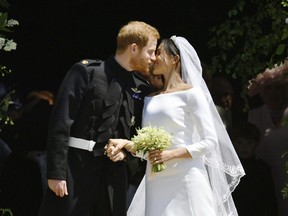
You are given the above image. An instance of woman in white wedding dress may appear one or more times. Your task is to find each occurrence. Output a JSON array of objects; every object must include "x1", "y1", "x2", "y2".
[{"x1": 106, "y1": 36, "x2": 245, "y2": 216}]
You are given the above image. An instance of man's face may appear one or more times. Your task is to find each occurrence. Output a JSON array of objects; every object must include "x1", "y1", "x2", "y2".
[{"x1": 130, "y1": 36, "x2": 158, "y2": 74}]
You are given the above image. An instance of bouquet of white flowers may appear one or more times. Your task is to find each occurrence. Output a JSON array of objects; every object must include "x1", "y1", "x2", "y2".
[{"x1": 131, "y1": 125, "x2": 172, "y2": 172}]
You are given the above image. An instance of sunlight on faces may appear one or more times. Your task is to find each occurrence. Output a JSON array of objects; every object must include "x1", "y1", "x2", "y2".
[
  {"x1": 130, "y1": 53, "x2": 150, "y2": 74},
  {"x1": 153, "y1": 43, "x2": 175, "y2": 76},
  {"x1": 130, "y1": 36, "x2": 158, "y2": 75}
]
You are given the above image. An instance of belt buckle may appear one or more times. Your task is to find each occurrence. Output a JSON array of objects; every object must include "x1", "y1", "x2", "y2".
[{"x1": 88, "y1": 140, "x2": 95, "y2": 151}]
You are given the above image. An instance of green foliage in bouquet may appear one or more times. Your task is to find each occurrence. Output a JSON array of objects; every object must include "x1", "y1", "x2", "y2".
[{"x1": 131, "y1": 125, "x2": 172, "y2": 173}]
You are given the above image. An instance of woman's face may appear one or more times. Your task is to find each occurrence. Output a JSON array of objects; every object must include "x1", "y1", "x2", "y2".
[{"x1": 152, "y1": 43, "x2": 174, "y2": 76}]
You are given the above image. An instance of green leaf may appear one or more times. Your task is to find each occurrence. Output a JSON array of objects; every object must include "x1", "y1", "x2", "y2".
[
  {"x1": 228, "y1": 9, "x2": 238, "y2": 18},
  {"x1": 276, "y1": 43, "x2": 286, "y2": 55},
  {"x1": 281, "y1": 28, "x2": 288, "y2": 40},
  {"x1": 0, "y1": 26, "x2": 12, "y2": 32},
  {"x1": 0, "y1": 97, "x2": 10, "y2": 113},
  {"x1": 0, "y1": 12, "x2": 7, "y2": 29}
]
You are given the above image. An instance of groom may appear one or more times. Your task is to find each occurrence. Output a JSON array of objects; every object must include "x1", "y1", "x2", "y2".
[{"x1": 38, "y1": 21, "x2": 160, "y2": 216}]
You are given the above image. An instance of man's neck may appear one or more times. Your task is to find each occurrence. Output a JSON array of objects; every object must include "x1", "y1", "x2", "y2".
[{"x1": 114, "y1": 54, "x2": 132, "y2": 72}]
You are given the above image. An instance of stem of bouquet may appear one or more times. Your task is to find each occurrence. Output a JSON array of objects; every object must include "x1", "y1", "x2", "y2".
[{"x1": 152, "y1": 162, "x2": 167, "y2": 173}]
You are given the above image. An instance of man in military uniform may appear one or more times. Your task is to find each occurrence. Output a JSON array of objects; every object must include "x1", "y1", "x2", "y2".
[{"x1": 38, "y1": 21, "x2": 160, "y2": 216}]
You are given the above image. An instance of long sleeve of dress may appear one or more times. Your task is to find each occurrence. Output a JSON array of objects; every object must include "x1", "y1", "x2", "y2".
[{"x1": 184, "y1": 88, "x2": 218, "y2": 159}]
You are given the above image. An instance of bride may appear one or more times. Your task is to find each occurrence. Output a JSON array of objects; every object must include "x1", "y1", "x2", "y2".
[{"x1": 106, "y1": 36, "x2": 245, "y2": 216}]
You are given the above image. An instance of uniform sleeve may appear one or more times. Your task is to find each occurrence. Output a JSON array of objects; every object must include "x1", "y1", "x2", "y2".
[
  {"x1": 46, "y1": 62, "x2": 90, "y2": 179},
  {"x1": 185, "y1": 88, "x2": 218, "y2": 159}
]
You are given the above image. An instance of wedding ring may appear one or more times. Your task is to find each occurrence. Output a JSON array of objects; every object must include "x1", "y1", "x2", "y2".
[
  {"x1": 154, "y1": 157, "x2": 157, "y2": 162},
  {"x1": 104, "y1": 150, "x2": 107, "y2": 155}
]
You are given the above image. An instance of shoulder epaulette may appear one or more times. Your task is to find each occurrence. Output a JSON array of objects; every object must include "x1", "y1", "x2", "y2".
[{"x1": 79, "y1": 59, "x2": 103, "y2": 67}]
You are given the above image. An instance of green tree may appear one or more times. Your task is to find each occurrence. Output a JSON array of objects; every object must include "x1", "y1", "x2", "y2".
[
  {"x1": 207, "y1": 0, "x2": 288, "y2": 97},
  {"x1": 0, "y1": 0, "x2": 18, "y2": 128}
]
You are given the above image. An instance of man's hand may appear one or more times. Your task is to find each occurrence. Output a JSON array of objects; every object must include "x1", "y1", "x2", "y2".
[
  {"x1": 48, "y1": 179, "x2": 68, "y2": 197},
  {"x1": 104, "y1": 139, "x2": 128, "y2": 162},
  {"x1": 107, "y1": 150, "x2": 127, "y2": 162}
]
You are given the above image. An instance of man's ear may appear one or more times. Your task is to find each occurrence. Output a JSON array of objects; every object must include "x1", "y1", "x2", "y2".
[{"x1": 130, "y1": 43, "x2": 138, "y2": 54}]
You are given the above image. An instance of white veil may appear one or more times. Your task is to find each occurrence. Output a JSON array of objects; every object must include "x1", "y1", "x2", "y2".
[{"x1": 171, "y1": 35, "x2": 245, "y2": 215}]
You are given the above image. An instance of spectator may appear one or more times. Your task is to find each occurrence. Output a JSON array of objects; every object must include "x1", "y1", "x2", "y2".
[{"x1": 231, "y1": 121, "x2": 278, "y2": 216}]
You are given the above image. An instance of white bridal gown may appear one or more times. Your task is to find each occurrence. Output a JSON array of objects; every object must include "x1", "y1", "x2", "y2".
[{"x1": 128, "y1": 87, "x2": 219, "y2": 216}]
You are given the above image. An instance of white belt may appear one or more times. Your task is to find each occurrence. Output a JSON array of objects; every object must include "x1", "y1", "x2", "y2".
[{"x1": 68, "y1": 137, "x2": 96, "y2": 152}]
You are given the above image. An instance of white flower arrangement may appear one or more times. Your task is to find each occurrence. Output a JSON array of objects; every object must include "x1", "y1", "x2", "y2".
[
  {"x1": 0, "y1": 38, "x2": 17, "y2": 51},
  {"x1": 0, "y1": 10, "x2": 19, "y2": 127},
  {"x1": 131, "y1": 125, "x2": 172, "y2": 172},
  {"x1": 0, "y1": 12, "x2": 19, "y2": 52},
  {"x1": 247, "y1": 60, "x2": 288, "y2": 96}
]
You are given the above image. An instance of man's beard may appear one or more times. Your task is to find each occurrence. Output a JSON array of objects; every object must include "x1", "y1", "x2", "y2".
[{"x1": 130, "y1": 56, "x2": 150, "y2": 74}]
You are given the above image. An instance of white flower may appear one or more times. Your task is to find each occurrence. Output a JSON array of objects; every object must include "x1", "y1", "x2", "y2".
[
  {"x1": 3, "y1": 39, "x2": 17, "y2": 51},
  {"x1": 0, "y1": 37, "x2": 5, "y2": 49},
  {"x1": 6, "y1": 19, "x2": 19, "y2": 27}
]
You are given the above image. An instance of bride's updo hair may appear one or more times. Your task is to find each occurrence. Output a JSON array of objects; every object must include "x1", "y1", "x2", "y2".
[{"x1": 160, "y1": 38, "x2": 180, "y2": 57}]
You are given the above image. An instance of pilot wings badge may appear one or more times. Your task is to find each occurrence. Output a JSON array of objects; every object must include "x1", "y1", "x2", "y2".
[{"x1": 131, "y1": 87, "x2": 142, "y2": 100}]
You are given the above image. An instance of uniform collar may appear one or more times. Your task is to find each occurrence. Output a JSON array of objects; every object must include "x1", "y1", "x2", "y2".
[
  {"x1": 106, "y1": 55, "x2": 151, "y2": 95},
  {"x1": 106, "y1": 55, "x2": 134, "y2": 83}
]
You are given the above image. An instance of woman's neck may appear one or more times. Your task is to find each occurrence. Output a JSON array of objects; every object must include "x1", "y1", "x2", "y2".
[{"x1": 163, "y1": 72, "x2": 184, "y2": 91}]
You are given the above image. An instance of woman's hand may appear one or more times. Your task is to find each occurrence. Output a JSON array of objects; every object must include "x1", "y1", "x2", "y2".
[
  {"x1": 148, "y1": 147, "x2": 191, "y2": 164},
  {"x1": 148, "y1": 150, "x2": 173, "y2": 164}
]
